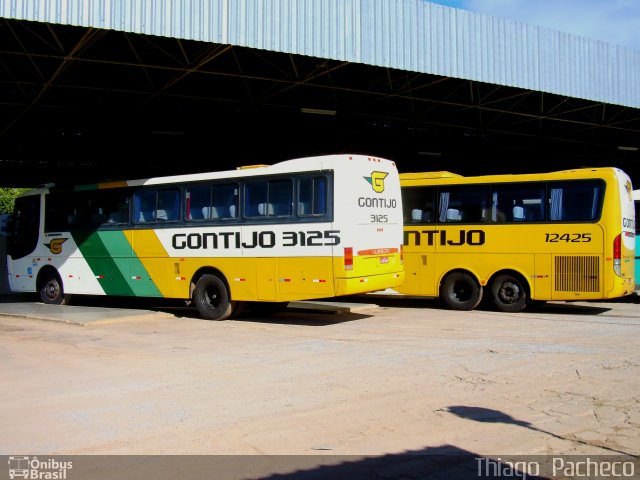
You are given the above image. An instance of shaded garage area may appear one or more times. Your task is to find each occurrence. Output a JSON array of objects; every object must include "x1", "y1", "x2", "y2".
[{"x1": 1, "y1": 17, "x2": 639, "y2": 187}]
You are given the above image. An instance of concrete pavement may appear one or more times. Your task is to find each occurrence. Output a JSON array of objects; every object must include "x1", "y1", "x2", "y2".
[{"x1": 0, "y1": 293, "x2": 380, "y2": 326}]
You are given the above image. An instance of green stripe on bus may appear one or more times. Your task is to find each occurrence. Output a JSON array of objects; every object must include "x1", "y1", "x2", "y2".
[
  {"x1": 71, "y1": 230, "x2": 164, "y2": 297},
  {"x1": 97, "y1": 231, "x2": 163, "y2": 297},
  {"x1": 71, "y1": 230, "x2": 134, "y2": 296},
  {"x1": 96, "y1": 231, "x2": 163, "y2": 297}
]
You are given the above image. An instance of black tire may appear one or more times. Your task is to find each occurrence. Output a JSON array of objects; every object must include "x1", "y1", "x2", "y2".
[
  {"x1": 490, "y1": 274, "x2": 528, "y2": 312},
  {"x1": 39, "y1": 270, "x2": 69, "y2": 305},
  {"x1": 193, "y1": 274, "x2": 234, "y2": 320},
  {"x1": 440, "y1": 272, "x2": 482, "y2": 311}
]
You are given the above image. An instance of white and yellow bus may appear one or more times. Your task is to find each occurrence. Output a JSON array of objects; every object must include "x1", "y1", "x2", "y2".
[
  {"x1": 398, "y1": 167, "x2": 635, "y2": 312},
  {"x1": 6, "y1": 154, "x2": 404, "y2": 320}
]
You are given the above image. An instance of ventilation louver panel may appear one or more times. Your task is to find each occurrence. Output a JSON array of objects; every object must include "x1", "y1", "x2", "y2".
[{"x1": 554, "y1": 255, "x2": 600, "y2": 292}]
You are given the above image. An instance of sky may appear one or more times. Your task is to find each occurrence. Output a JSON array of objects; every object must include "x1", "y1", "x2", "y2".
[{"x1": 427, "y1": 0, "x2": 640, "y2": 51}]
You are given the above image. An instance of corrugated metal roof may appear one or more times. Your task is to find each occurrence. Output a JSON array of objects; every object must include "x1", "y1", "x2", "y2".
[{"x1": 2, "y1": 0, "x2": 639, "y2": 108}]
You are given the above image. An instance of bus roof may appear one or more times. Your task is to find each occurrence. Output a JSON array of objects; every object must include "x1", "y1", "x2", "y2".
[
  {"x1": 22, "y1": 154, "x2": 395, "y2": 195},
  {"x1": 400, "y1": 167, "x2": 627, "y2": 186},
  {"x1": 399, "y1": 171, "x2": 462, "y2": 180}
]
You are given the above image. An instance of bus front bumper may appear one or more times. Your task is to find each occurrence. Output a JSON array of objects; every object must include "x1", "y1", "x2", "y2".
[{"x1": 334, "y1": 271, "x2": 405, "y2": 297}]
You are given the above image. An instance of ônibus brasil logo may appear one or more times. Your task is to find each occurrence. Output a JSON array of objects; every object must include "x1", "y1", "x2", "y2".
[
  {"x1": 8, "y1": 456, "x2": 73, "y2": 479},
  {"x1": 364, "y1": 171, "x2": 388, "y2": 193}
]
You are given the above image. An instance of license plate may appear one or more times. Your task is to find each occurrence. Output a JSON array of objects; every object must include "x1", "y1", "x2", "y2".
[{"x1": 379, "y1": 256, "x2": 389, "y2": 264}]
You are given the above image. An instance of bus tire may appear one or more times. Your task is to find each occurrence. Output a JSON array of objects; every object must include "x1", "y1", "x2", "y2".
[
  {"x1": 490, "y1": 274, "x2": 527, "y2": 313},
  {"x1": 193, "y1": 274, "x2": 234, "y2": 321},
  {"x1": 38, "y1": 270, "x2": 69, "y2": 305},
  {"x1": 440, "y1": 272, "x2": 482, "y2": 311}
]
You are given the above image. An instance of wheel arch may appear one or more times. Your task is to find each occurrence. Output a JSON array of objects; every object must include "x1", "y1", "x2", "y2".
[
  {"x1": 189, "y1": 266, "x2": 230, "y2": 298},
  {"x1": 438, "y1": 268, "x2": 484, "y2": 311},
  {"x1": 487, "y1": 268, "x2": 531, "y2": 300},
  {"x1": 438, "y1": 267, "x2": 482, "y2": 292},
  {"x1": 36, "y1": 264, "x2": 62, "y2": 291}
]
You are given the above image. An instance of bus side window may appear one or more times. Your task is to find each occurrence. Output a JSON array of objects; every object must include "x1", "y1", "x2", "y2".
[
  {"x1": 134, "y1": 189, "x2": 156, "y2": 223},
  {"x1": 512, "y1": 200, "x2": 525, "y2": 221},
  {"x1": 189, "y1": 207, "x2": 204, "y2": 220},
  {"x1": 270, "y1": 179, "x2": 292, "y2": 217},
  {"x1": 212, "y1": 183, "x2": 238, "y2": 220},
  {"x1": 7, "y1": 195, "x2": 40, "y2": 259},
  {"x1": 157, "y1": 189, "x2": 179, "y2": 221},
  {"x1": 186, "y1": 184, "x2": 210, "y2": 221},
  {"x1": 245, "y1": 181, "x2": 268, "y2": 218},
  {"x1": 439, "y1": 185, "x2": 489, "y2": 223},
  {"x1": 105, "y1": 191, "x2": 130, "y2": 224},
  {"x1": 257, "y1": 203, "x2": 274, "y2": 216},
  {"x1": 91, "y1": 210, "x2": 106, "y2": 225},
  {"x1": 299, "y1": 177, "x2": 327, "y2": 216},
  {"x1": 411, "y1": 209, "x2": 425, "y2": 222},
  {"x1": 44, "y1": 192, "x2": 69, "y2": 231},
  {"x1": 520, "y1": 202, "x2": 542, "y2": 221},
  {"x1": 402, "y1": 186, "x2": 435, "y2": 224},
  {"x1": 245, "y1": 179, "x2": 292, "y2": 219},
  {"x1": 446, "y1": 208, "x2": 462, "y2": 221},
  {"x1": 549, "y1": 181, "x2": 602, "y2": 221},
  {"x1": 491, "y1": 183, "x2": 545, "y2": 223}
]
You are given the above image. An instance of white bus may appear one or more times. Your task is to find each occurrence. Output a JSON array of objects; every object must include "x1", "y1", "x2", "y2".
[{"x1": 6, "y1": 154, "x2": 404, "y2": 320}]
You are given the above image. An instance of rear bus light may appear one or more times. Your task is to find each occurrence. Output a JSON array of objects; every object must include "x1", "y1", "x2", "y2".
[
  {"x1": 344, "y1": 247, "x2": 354, "y2": 271},
  {"x1": 400, "y1": 244, "x2": 404, "y2": 264},
  {"x1": 613, "y1": 233, "x2": 622, "y2": 276}
]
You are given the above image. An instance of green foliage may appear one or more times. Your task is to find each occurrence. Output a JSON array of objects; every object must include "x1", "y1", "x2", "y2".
[{"x1": 0, "y1": 187, "x2": 31, "y2": 214}]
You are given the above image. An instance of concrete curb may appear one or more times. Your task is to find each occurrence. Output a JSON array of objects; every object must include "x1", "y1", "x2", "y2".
[{"x1": 0, "y1": 302, "x2": 175, "y2": 326}]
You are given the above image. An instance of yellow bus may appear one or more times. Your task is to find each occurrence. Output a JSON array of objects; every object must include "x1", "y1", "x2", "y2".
[
  {"x1": 398, "y1": 167, "x2": 635, "y2": 312},
  {"x1": 6, "y1": 154, "x2": 404, "y2": 320}
]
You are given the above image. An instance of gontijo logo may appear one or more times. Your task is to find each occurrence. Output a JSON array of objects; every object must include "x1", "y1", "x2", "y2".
[
  {"x1": 44, "y1": 238, "x2": 68, "y2": 254},
  {"x1": 364, "y1": 171, "x2": 388, "y2": 193}
]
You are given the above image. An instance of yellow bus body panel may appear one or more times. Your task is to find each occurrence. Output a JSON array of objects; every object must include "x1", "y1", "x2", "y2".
[{"x1": 129, "y1": 251, "x2": 403, "y2": 302}]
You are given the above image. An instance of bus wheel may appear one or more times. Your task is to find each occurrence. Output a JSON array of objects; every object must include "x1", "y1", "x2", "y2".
[
  {"x1": 490, "y1": 274, "x2": 527, "y2": 313},
  {"x1": 193, "y1": 274, "x2": 234, "y2": 320},
  {"x1": 38, "y1": 271, "x2": 69, "y2": 305},
  {"x1": 440, "y1": 272, "x2": 482, "y2": 311}
]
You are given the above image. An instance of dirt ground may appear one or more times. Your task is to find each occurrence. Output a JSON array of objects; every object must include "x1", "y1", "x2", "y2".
[{"x1": 1, "y1": 295, "x2": 639, "y2": 477}]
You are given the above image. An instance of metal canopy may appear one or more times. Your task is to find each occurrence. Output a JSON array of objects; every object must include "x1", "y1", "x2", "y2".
[{"x1": 1, "y1": 18, "x2": 639, "y2": 187}]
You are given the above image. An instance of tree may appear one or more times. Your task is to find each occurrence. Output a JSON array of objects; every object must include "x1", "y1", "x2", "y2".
[{"x1": 0, "y1": 187, "x2": 31, "y2": 214}]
